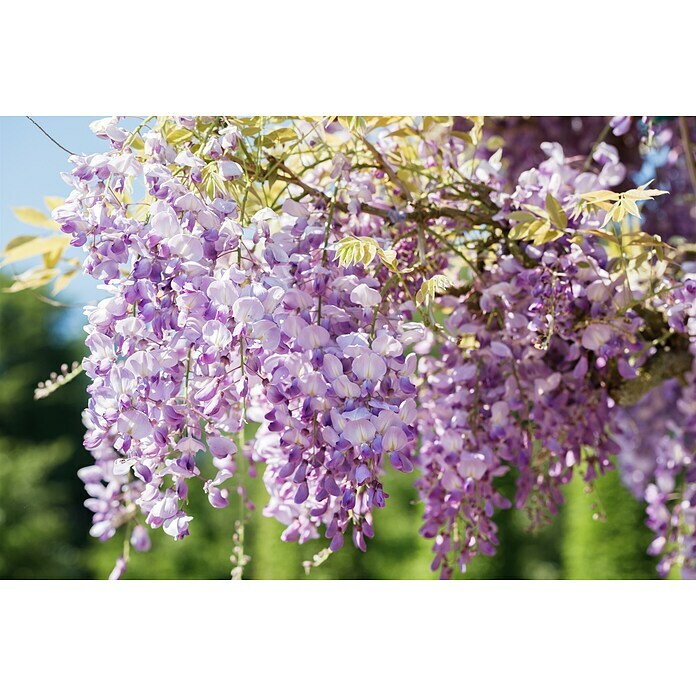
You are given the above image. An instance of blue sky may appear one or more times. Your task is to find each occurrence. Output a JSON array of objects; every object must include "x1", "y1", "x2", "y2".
[{"x1": 0, "y1": 117, "x2": 116, "y2": 331}]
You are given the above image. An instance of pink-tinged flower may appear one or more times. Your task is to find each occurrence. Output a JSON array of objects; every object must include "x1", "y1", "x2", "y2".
[
  {"x1": 233, "y1": 296, "x2": 264, "y2": 323},
  {"x1": 296, "y1": 325, "x2": 330, "y2": 350},
  {"x1": 342, "y1": 419, "x2": 377, "y2": 447},
  {"x1": 218, "y1": 160, "x2": 243, "y2": 179},
  {"x1": 350, "y1": 283, "x2": 381, "y2": 308},
  {"x1": 169, "y1": 234, "x2": 204, "y2": 262},
  {"x1": 117, "y1": 410, "x2": 151, "y2": 440},
  {"x1": 371, "y1": 333, "x2": 403, "y2": 357},
  {"x1": 333, "y1": 374, "x2": 361, "y2": 399},
  {"x1": 609, "y1": 116, "x2": 632, "y2": 136},
  {"x1": 207, "y1": 279, "x2": 239, "y2": 307},
  {"x1": 203, "y1": 320, "x2": 233, "y2": 349},
  {"x1": 298, "y1": 372, "x2": 328, "y2": 397},
  {"x1": 581, "y1": 323, "x2": 612, "y2": 351},
  {"x1": 130, "y1": 525, "x2": 151, "y2": 552},
  {"x1": 163, "y1": 513, "x2": 193, "y2": 539},
  {"x1": 174, "y1": 192, "x2": 203, "y2": 212},
  {"x1": 382, "y1": 426, "x2": 408, "y2": 452},
  {"x1": 108, "y1": 555, "x2": 128, "y2": 580},
  {"x1": 352, "y1": 353, "x2": 387, "y2": 381},
  {"x1": 456, "y1": 452, "x2": 489, "y2": 480},
  {"x1": 207, "y1": 435, "x2": 237, "y2": 459}
]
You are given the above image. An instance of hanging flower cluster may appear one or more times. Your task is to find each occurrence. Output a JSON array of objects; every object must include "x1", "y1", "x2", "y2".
[{"x1": 9, "y1": 115, "x2": 693, "y2": 579}]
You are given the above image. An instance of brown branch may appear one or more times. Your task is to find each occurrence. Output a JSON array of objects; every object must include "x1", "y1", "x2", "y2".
[
  {"x1": 679, "y1": 116, "x2": 696, "y2": 200},
  {"x1": 227, "y1": 150, "x2": 488, "y2": 226},
  {"x1": 360, "y1": 136, "x2": 414, "y2": 203}
]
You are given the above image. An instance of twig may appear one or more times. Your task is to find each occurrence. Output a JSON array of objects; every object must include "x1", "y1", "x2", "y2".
[
  {"x1": 26, "y1": 117, "x2": 76, "y2": 156},
  {"x1": 678, "y1": 116, "x2": 696, "y2": 200}
]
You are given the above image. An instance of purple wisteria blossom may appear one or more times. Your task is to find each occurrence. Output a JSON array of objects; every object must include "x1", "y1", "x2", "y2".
[{"x1": 47, "y1": 115, "x2": 695, "y2": 579}]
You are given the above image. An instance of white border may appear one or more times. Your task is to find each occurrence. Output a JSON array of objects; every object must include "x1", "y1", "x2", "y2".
[
  {"x1": 1, "y1": 581, "x2": 694, "y2": 693},
  {"x1": 2, "y1": 2, "x2": 695, "y2": 690},
  {"x1": 1, "y1": 1, "x2": 695, "y2": 114}
]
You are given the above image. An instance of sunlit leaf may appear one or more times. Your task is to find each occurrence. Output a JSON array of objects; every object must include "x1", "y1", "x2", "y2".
[
  {"x1": 415, "y1": 274, "x2": 451, "y2": 307},
  {"x1": 13, "y1": 207, "x2": 57, "y2": 230},
  {"x1": 546, "y1": 193, "x2": 568, "y2": 229},
  {"x1": 1, "y1": 235, "x2": 68, "y2": 267},
  {"x1": 44, "y1": 196, "x2": 64, "y2": 212},
  {"x1": 3, "y1": 267, "x2": 58, "y2": 292},
  {"x1": 52, "y1": 269, "x2": 78, "y2": 295},
  {"x1": 509, "y1": 219, "x2": 551, "y2": 242}
]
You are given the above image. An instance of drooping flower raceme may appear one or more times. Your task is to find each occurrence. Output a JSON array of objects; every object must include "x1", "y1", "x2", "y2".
[{"x1": 31, "y1": 115, "x2": 694, "y2": 579}]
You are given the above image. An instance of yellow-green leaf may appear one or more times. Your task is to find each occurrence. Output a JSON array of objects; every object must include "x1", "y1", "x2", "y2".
[
  {"x1": 4, "y1": 235, "x2": 37, "y2": 252},
  {"x1": 415, "y1": 274, "x2": 451, "y2": 307},
  {"x1": 335, "y1": 236, "x2": 379, "y2": 268},
  {"x1": 508, "y1": 211, "x2": 536, "y2": 223},
  {"x1": 166, "y1": 127, "x2": 194, "y2": 146},
  {"x1": 52, "y1": 269, "x2": 78, "y2": 295},
  {"x1": 44, "y1": 196, "x2": 64, "y2": 212},
  {"x1": 378, "y1": 248, "x2": 397, "y2": 268},
  {"x1": 623, "y1": 181, "x2": 669, "y2": 201},
  {"x1": 266, "y1": 127, "x2": 298, "y2": 144},
  {"x1": 580, "y1": 190, "x2": 618, "y2": 205},
  {"x1": 1, "y1": 235, "x2": 68, "y2": 267},
  {"x1": 509, "y1": 219, "x2": 550, "y2": 242},
  {"x1": 545, "y1": 193, "x2": 568, "y2": 229},
  {"x1": 3, "y1": 267, "x2": 58, "y2": 293},
  {"x1": 13, "y1": 207, "x2": 57, "y2": 230}
]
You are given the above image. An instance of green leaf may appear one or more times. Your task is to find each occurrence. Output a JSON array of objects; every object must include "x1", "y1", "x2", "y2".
[
  {"x1": 573, "y1": 229, "x2": 616, "y2": 243},
  {"x1": 508, "y1": 211, "x2": 536, "y2": 223},
  {"x1": 165, "y1": 126, "x2": 194, "y2": 146},
  {"x1": 265, "y1": 127, "x2": 298, "y2": 144},
  {"x1": 546, "y1": 193, "x2": 568, "y2": 229},
  {"x1": 509, "y1": 219, "x2": 550, "y2": 242},
  {"x1": 520, "y1": 203, "x2": 550, "y2": 220}
]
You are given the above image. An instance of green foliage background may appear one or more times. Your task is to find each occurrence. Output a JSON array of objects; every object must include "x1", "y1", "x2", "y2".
[{"x1": 0, "y1": 278, "x2": 659, "y2": 580}]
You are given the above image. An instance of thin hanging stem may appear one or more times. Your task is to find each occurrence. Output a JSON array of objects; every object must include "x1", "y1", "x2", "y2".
[{"x1": 26, "y1": 117, "x2": 76, "y2": 156}]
